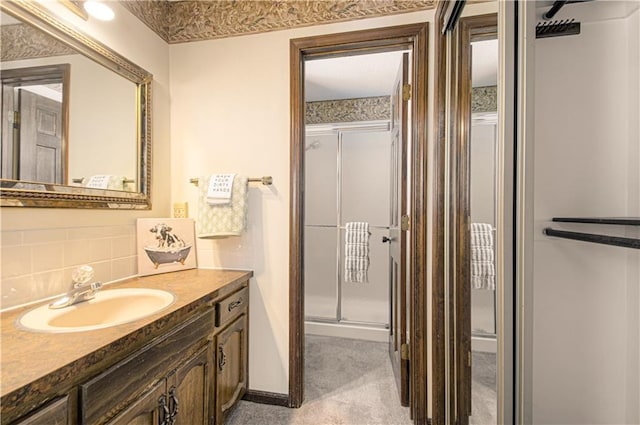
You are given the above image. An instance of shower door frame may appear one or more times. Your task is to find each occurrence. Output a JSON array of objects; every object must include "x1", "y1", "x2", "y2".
[
  {"x1": 305, "y1": 121, "x2": 391, "y2": 329},
  {"x1": 290, "y1": 23, "x2": 429, "y2": 423}
]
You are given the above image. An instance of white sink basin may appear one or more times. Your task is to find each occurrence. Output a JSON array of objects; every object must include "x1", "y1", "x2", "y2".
[{"x1": 17, "y1": 288, "x2": 175, "y2": 333}]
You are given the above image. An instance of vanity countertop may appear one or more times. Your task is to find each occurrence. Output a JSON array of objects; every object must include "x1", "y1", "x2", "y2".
[{"x1": 0, "y1": 268, "x2": 252, "y2": 412}]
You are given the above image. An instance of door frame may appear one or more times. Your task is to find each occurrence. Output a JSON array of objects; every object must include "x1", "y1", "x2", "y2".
[{"x1": 289, "y1": 22, "x2": 429, "y2": 423}]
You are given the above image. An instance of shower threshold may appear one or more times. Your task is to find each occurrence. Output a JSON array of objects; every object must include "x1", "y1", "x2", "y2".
[{"x1": 305, "y1": 317, "x2": 390, "y2": 342}]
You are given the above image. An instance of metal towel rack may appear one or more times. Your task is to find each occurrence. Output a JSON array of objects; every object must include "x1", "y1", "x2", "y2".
[
  {"x1": 305, "y1": 224, "x2": 390, "y2": 230},
  {"x1": 190, "y1": 176, "x2": 273, "y2": 186},
  {"x1": 543, "y1": 217, "x2": 640, "y2": 250},
  {"x1": 72, "y1": 177, "x2": 135, "y2": 184}
]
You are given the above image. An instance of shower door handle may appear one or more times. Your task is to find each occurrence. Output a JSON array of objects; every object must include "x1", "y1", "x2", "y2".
[{"x1": 382, "y1": 236, "x2": 393, "y2": 243}]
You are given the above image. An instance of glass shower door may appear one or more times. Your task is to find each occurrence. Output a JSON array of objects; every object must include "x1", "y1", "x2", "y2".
[
  {"x1": 304, "y1": 132, "x2": 338, "y2": 321},
  {"x1": 340, "y1": 129, "x2": 391, "y2": 325}
]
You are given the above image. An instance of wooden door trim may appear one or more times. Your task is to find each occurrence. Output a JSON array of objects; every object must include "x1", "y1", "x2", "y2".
[
  {"x1": 432, "y1": 4, "x2": 448, "y2": 424},
  {"x1": 289, "y1": 23, "x2": 429, "y2": 424}
]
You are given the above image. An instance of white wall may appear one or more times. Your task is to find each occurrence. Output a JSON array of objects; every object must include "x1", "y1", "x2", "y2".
[
  {"x1": 169, "y1": 10, "x2": 434, "y2": 395},
  {"x1": 532, "y1": 2, "x2": 640, "y2": 423},
  {"x1": 0, "y1": 2, "x2": 171, "y2": 308},
  {"x1": 627, "y1": 6, "x2": 640, "y2": 424}
]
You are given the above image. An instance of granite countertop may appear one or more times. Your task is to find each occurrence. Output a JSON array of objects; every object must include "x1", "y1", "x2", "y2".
[{"x1": 0, "y1": 268, "x2": 252, "y2": 409}]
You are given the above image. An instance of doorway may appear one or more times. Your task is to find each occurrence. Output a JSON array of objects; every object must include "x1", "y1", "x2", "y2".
[{"x1": 289, "y1": 23, "x2": 429, "y2": 423}]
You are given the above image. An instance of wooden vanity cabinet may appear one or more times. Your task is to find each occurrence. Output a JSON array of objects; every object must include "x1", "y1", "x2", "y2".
[
  {"x1": 211, "y1": 286, "x2": 249, "y2": 425},
  {"x1": 78, "y1": 283, "x2": 248, "y2": 425},
  {"x1": 214, "y1": 314, "x2": 248, "y2": 425},
  {"x1": 107, "y1": 344, "x2": 211, "y2": 425},
  {"x1": 167, "y1": 344, "x2": 212, "y2": 425},
  {"x1": 3, "y1": 271, "x2": 251, "y2": 425},
  {"x1": 81, "y1": 308, "x2": 214, "y2": 425}
]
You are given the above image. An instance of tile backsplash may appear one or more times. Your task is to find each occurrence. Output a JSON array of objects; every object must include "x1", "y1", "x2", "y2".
[{"x1": 1, "y1": 225, "x2": 137, "y2": 310}]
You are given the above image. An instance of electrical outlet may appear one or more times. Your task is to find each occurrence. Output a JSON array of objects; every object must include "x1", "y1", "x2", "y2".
[{"x1": 173, "y1": 202, "x2": 188, "y2": 218}]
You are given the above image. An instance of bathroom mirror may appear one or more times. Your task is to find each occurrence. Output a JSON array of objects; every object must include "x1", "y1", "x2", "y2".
[{"x1": 0, "y1": 0, "x2": 152, "y2": 209}]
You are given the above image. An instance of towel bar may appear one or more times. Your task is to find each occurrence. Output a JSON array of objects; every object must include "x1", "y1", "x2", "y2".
[
  {"x1": 190, "y1": 176, "x2": 273, "y2": 186},
  {"x1": 543, "y1": 228, "x2": 640, "y2": 250},
  {"x1": 72, "y1": 177, "x2": 135, "y2": 184}
]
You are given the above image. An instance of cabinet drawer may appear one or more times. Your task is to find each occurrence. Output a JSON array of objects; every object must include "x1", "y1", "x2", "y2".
[
  {"x1": 215, "y1": 287, "x2": 248, "y2": 327},
  {"x1": 13, "y1": 396, "x2": 70, "y2": 425}
]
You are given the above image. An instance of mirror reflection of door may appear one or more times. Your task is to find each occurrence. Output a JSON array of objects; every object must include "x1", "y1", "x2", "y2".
[
  {"x1": 444, "y1": 8, "x2": 500, "y2": 424},
  {"x1": 469, "y1": 27, "x2": 499, "y2": 425},
  {"x1": 1, "y1": 64, "x2": 68, "y2": 184},
  {"x1": 17, "y1": 87, "x2": 63, "y2": 182}
]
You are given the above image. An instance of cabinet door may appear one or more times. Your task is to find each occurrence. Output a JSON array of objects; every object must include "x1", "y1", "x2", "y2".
[
  {"x1": 13, "y1": 396, "x2": 71, "y2": 425},
  {"x1": 166, "y1": 345, "x2": 211, "y2": 425},
  {"x1": 215, "y1": 314, "x2": 248, "y2": 424},
  {"x1": 106, "y1": 381, "x2": 165, "y2": 425}
]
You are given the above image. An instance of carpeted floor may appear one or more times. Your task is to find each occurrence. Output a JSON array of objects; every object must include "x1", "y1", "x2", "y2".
[
  {"x1": 226, "y1": 334, "x2": 411, "y2": 425},
  {"x1": 470, "y1": 351, "x2": 497, "y2": 425},
  {"x1": 226, "y1": 335, "x2": 497, "y2": 425}
]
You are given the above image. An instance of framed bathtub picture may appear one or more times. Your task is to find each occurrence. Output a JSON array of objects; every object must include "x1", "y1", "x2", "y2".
[{"x1": 136, "y1": 218, "x2": 197, "y2": 276}]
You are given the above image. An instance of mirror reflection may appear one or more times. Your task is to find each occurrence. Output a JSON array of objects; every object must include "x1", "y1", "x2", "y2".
[
  {"x1": 469, "y1": 36, "x2": 498, "y2": 425},
  {"x1": 1, "y1": 11, "x2": 138, "y2": 192}
]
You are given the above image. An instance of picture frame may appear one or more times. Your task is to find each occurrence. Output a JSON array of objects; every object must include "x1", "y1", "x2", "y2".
[{"x1": 136, "y1": 218, "x2": 197, "y2": 276}]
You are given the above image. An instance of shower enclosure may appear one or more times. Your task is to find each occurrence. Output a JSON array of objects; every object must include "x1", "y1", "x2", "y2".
[
  {"x1": 304, "y1": 121, "x2": 392, "y2": 341},
  {"x1": 470, "y1": 111, "x2": 498, "y2": 353}
]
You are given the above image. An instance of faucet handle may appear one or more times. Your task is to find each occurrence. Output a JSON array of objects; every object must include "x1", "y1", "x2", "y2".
[{"x1": 72, "y1": 265, "x2": 94, "y2": 286}]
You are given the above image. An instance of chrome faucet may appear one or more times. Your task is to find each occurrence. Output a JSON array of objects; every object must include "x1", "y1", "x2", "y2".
[{"x1": 49, "y1": 265, "x2": 103, "y2": 309}]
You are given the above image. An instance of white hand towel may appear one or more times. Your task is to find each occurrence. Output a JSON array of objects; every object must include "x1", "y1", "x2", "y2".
[
  {"x1": 207, "y1": 174, "x2": 236, "y2": 205},
  {"x1": 85, "y1": 175, "x2": 123, "y2": 190}
]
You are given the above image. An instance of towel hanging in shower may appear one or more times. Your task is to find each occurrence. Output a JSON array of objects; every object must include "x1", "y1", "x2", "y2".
[
  {"x1": 470, "y1": 222, "x2": 495, "y2": 290},
  {"x1": 344, "y1": 222, "x2": 370, "y2": 283}
]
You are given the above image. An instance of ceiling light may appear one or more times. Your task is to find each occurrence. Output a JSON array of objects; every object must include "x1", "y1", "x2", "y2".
[{"x1": 83, "y1": 1, "x2": 115, "y2": 21}]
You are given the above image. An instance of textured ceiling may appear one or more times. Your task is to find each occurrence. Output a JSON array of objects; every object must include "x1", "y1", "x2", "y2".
[
  {"x1": 305, "y1": 51, "x2": 405, "y2": 101},
  {"x1": 120, "y1": 1, "x2": 436, "y2": 44}
]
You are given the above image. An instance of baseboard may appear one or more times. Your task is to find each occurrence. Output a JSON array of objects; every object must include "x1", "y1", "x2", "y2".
[{"x1": 242, "y1": 389, "x2": 290, "y2": 407}]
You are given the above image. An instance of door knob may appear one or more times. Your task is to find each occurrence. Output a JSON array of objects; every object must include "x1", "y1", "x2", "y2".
[{"x1": 382, "y1": 236, "x2": 392, "y2": 243}]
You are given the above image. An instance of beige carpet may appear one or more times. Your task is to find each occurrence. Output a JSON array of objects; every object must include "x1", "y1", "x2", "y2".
[
  {"x1": 226, "y1": 334, "x2": 411, "y2": 425},
  {"x1": 470, "y1": 351, "x2": 497, "y2": 425},
  {"x1": 226, "y1": 335, "x2": 497, "y2": 425}
]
